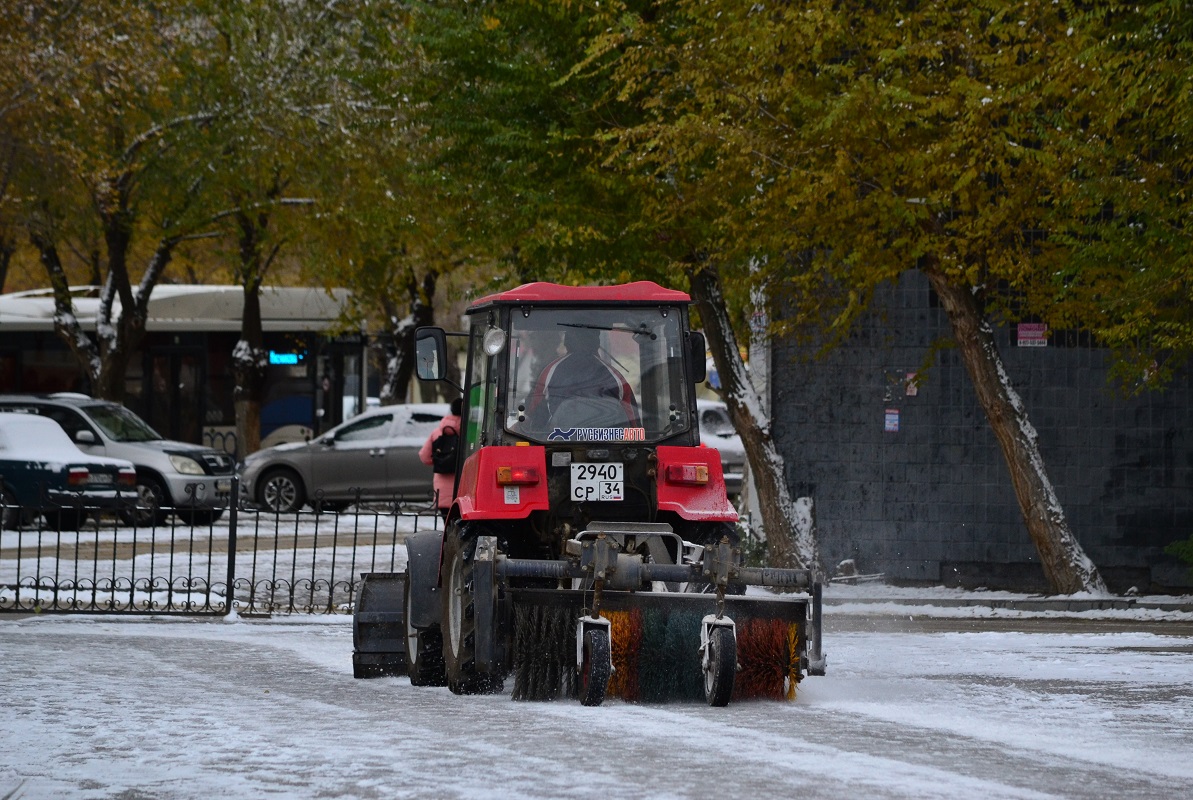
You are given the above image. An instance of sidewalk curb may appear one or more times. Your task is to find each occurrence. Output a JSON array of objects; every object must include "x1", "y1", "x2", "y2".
[{"x1": 822, "y1": 597, "x2": 1193, "y2": 613}]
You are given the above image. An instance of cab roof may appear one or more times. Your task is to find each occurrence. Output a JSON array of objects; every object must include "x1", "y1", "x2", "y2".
[{"x1": 469, "y1": 281, "x2": 689, "y2": 311}]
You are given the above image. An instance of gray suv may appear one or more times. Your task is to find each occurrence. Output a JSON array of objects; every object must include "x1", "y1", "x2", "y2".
[{"x1": 0, "y1": 394, "x2": 235, "y2": 525}]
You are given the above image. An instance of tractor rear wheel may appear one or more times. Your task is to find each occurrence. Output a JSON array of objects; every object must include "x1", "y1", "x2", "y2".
[
  {"x1": 405, "y1": 570, "x2": 445, "y2": 686},
  {"x1": 442, "y1": 526, "x2": 502, "y2": 695},
  {"x1": 704, "y1": 625, "x2": 737, "y2": 707}
]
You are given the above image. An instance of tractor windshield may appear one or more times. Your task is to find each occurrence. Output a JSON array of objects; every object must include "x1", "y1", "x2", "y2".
[{"x1": 505, "y1": 307, "x2": 691, "y2": 443}]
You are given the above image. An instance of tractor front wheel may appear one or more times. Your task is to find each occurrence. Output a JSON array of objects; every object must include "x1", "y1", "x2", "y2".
[
  {"x1": 704, "y1": 625, "x2": 737, "y2": 707},
  {"x1": 578, "y1": 627, "x2": 611, "y2": 707}
]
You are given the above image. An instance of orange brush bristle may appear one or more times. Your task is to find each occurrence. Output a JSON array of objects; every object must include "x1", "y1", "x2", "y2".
[
  {"x1": 733, "y1": 618, "x2": 800, "y2": 701},
  {"x1": 606, "y1": 609, "x2": 642, "y2": 701}
]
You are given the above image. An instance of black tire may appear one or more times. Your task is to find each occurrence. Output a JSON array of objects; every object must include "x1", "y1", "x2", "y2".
[
  {"x1": 405, "y1": 570, "x2": 446, "y2": 687},
  {"x1": 313, "y1": 499, "x2": 349, "y2": 514},
  {"x1": 119, "y1": 475, "x2": 168, "y2": 526},
  {"x1": 257, "y1": 468, "x2": 305, "y2": 514},
  {"x1": 704, "y1": 625, "x2": 737, "y2": 707},
  {"x1": 1, "y1": 485, "x2": 26, "y2": 531},
  {"x1": 442, "y1": 526, "x2": 503, "y2": 695},
  {"x1": 175, "y1": 508, "x2": 225, "y2": 526},
  {"x1": 48, "y1": 508, "x2": 87, "y2": 532},
  {"x1": 579, "y1": 628, "x2": 611, "y2": 707}
]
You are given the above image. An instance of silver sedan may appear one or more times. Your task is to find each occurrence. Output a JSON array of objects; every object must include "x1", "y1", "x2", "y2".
[{"x1": 238, "y1": 403, "x2": 449, "y2": 513}]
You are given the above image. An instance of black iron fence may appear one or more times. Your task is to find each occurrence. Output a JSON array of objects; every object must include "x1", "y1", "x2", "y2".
[{"x1": 0, "y1": 478, "x2": 441, "y2": 616}]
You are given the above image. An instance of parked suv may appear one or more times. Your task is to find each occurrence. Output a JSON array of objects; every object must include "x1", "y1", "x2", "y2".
[{"x1": 0, "y1": 394, "x2": 236, "y2": 525}]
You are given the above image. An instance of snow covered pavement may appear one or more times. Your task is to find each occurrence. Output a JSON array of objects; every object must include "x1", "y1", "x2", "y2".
[{"x1": 2, "y1": 587, "x2": 1191, "y2": 799}]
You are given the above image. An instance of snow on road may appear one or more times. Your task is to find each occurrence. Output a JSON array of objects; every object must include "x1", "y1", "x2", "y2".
[{"x1": 3, "y1": 595, "x2": 1192, "y2": 800}]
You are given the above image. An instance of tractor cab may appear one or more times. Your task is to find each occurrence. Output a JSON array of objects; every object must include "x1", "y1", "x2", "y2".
[{"x1": 415, "y1": 281, "x2": 733, "y2": 551}]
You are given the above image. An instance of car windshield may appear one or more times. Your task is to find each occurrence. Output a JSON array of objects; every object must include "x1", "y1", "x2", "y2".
[
  {"x1": 504, "y1": 307, "x2": 691, "y2": 443},
  {"x1": 701, "y1": 406, "x2": 736, "y2": 437},
  {"x1": 83, "y1": 403, "x2": 164, "y2": 442}
]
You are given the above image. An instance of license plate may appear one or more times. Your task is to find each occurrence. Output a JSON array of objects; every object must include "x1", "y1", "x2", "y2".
[
  {"x1": 216, "y1": 479, "x2": 232, "y2": 493},
  {"x1": 570, "y1": 462, "x2": 623, "y2": 502},
  {"x1": 86, "y1": 474, "x2": 114, "y2": 485}
]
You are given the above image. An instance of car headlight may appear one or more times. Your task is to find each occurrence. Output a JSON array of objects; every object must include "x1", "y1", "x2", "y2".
[{"x1": 169, "y1": 454, "x2": 206, "y2": 475}]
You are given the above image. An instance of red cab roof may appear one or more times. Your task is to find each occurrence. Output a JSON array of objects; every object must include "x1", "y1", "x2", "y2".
[{"x1": 469, "y1": 281, "x2": 689, "y2": 310}]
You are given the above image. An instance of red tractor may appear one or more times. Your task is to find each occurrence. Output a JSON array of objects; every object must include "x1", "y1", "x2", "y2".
[{"x1": 353, "y1": 281, "x2": 824, "y2": 705}]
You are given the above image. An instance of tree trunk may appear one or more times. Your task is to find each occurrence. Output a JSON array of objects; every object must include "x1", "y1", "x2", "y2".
[
  {"x1": 232, "y1": 282, "x2": 265, "y2": 458},
  {"x1": 0, "y1": 238, "x2": 12, "y2": 293},
  {"x1": 688, "y1": 263, "x2": 821, "y2": 575},
  {"x1": 33, "y1": 230, "x2": 107, "y2": 394},
  {"x1": 232, "y1": 207, "x2": 272, "y2": 458},
  {"x1": 31, "y1": 170, "x2": 173, "y2": 403},
  {"x1": 380, "y1": 269, "x2": 437, "y2": 405},
  {"x1": 924, "y1": 267, "x2": 1107, "y2": 595}
]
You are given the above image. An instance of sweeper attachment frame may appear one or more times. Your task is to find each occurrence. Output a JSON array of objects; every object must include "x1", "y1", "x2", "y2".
[
  {"x1": 355, "y1": 522, "x2": 824, "y2": 706},
  {"x1": 350, "y1": 281, "x2": 827, "y2": 705}
]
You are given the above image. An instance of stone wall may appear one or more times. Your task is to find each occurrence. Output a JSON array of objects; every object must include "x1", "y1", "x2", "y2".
[{"x1": 771, "y1": 270, "x2": 1193, "y2": 593}]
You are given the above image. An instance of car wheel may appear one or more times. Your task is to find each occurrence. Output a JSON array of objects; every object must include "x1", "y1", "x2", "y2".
[
  {"x1": 118, "y1": 476, "x2": 168, "y2": 527},
  {"x1": 258, "y1": 468, "x2": 305, "y2": 514},
  {"x1": 1, "y1": 485, "x2": 27, "y2": 531},
  {"x1": 48, "y1": 508, "x2": 87, "y2": 532},
  {"x1": 175, "y1": 508, "x2": 225, "y2": 526},
  {"x1": 313, "y1": 500, "x2": 349, "y2": 514}
]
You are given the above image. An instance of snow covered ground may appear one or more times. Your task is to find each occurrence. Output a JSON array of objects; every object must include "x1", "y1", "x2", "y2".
[{"x1": 3, "y1": 586, "x2": 1191, "y2": 799}]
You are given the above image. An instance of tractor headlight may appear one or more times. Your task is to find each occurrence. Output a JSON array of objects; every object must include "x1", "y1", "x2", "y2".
[{"x1": 483, "y1": 327, "x2": 507, "y2": 356}]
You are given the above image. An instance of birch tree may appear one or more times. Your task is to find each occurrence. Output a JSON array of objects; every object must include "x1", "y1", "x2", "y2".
[
  {"x1": 6, "y1": 1, "x2": 222, "y2": 399},
  {"x1": 595, "y1": 0, "x2": 1183, "y2": 592}
]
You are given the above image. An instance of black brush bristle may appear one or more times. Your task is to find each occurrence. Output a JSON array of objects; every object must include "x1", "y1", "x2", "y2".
[{"x1": 511, "y1": 604, "x2": 576, "y2": 701}]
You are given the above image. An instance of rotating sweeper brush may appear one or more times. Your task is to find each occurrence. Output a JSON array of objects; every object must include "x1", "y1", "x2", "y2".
[
  {"x1": 351, "y1": 281, "x2": 826, "y2": 705},
  {"x1": 356, "y1": 524, "x2": 824, "y2": 706}
]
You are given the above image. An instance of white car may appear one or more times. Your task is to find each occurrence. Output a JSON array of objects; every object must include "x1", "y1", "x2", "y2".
[
  {"x1": 697, "y1": 399, "x2": 746, "y2": 498},
  {"x1": 0, "y1": 413, "x2": 137, "y2": 530}
]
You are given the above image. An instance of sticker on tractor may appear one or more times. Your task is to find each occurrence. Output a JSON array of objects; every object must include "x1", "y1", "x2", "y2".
[
  {"x1": 504, "y1": 485, "x2": 520, "y2": 504},
  {"x1": 570, "y1": 462, "x2": 624, "y2": 502},
  {"x1": 548, "y1": 427, "x2": 646, "y2": 442}
]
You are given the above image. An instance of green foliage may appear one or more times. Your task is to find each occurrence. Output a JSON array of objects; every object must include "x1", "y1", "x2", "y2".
[
  {"x1": 4, "y1": 0, "x2": 1190, "y2": 396},
  {"x1": 404, "y1": 1, "x2": 680, "y2": 289},
  {"x1": 1042, "y1": 2, "x2": 1193, "y2": 392},
  {"x1": 596, "y1": 1, "x2": 1193, "y2": 377},
  {"x1": 737, "y1": 519, "x2": 769, "y2": 570},
  {"x1": 1167, "y1": 536, "x2": 1193, "y2": 570}
]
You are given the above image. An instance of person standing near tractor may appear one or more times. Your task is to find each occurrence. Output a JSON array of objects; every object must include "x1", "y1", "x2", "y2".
[{"x1": 419, "y1": 396, "x2": 462, "y2": 519}]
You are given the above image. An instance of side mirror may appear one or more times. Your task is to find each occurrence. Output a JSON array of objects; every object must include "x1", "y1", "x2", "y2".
[
  {"x1": 688, "y1": 332, "x2": 707, "y2": 384},
  {"x1": 415, "y1": 327, "x2": 448, "y2": 382},
  {"x1": 75, "y1": 430, "x2": 97, "y2": 445}
]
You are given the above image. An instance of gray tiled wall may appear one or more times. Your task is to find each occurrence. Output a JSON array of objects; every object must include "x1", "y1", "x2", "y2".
[{"x1": 771, "y1": 270, "x2": 1193, "y2": 592}]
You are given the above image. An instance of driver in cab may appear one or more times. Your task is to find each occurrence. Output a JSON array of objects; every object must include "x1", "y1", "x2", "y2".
[{"x1": 526, "y1": 327, "x2": 639, "y2": 430}]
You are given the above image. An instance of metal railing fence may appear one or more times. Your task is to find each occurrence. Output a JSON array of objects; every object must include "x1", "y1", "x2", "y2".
[{"x1": 0, "y1": 477, "x2": 440, "y2": 616}]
